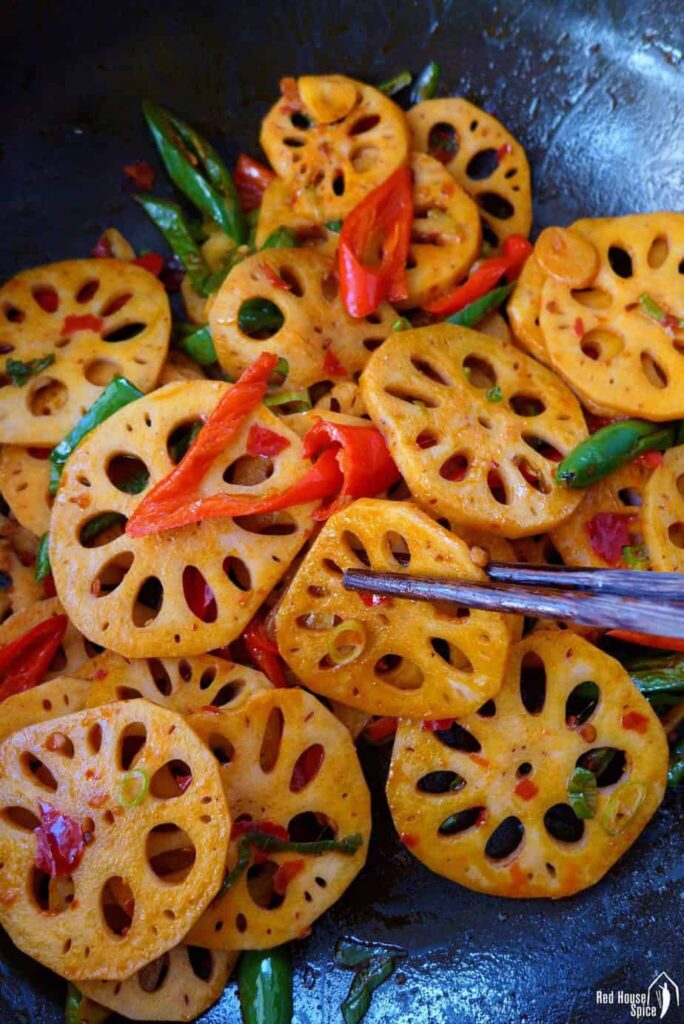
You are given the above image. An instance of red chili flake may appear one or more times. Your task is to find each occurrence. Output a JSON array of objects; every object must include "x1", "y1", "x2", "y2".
[
  {"x1": 290, "y1": 744, "x2": 324, "y2": 792},
  {"x1": 621, "y1": 710, "x2": 649, "y2": 734},
  {"x1": 322, "y1": 348, "x2": 347, "y2": 378},
  {"x1": 92, "y1": 234, "x2": 113, "y2": 259},
  {"x1": 246, "y1": 424, "x2": 291, "y2": 458},
  {"x1": 635, "y1": 450, "x2": 664, "y2": 470},
  {"x1": 422, "y1": 719, "x2": 455, "y2": 731},
  {"x1": 61, "y1": 314, "x2": 103, "y2": 337},
  {"x1": 132, "y1": 253, "x2": 165, "y2": 277},
  {"x1": 262, "y1": 264, "x2": 291, "y2": 290},
  {"x1": 123, "y1": 161, "x2": 156, "y2": 191},
  {"x1": 469, "y1": 753, "x2": 490, "y2": 769},
  {"x1": 514, "y1": 778, "x2": 538, "y2": 800},
  {"x1": 273, "y1": 858, "x2": 305, "y2": 895},
  {"x1": 662, "y1": 314, "x2": 680, "y2": 331},
  {"x1": 358, "y1": 592, "x2": 393, "y2": 608},
  {"x1": 34, "y1": 289, "x2": 59, "y2": 313},
  {"x1": 34, "y1": 802, "x2": 85, "y2": 877},
  {"x1": 400, "y1": 833, "x2": 419, "y2": 848},
  {"x1": 200, "y1": 705, "x2": 221, "y2": 715},
  {"x1": 573, "y1": 317, "x2": 585, "y2": 338},
  {"x1": 231, "y1": 819, "x2": 290, "y2": 842},
  {"x1": 585, "y1": 512, "x2": 635, "y2": 565},
  {"x1": 496, "y1": 143, "x2": 512, "y2": 162},
  {"x1": 94, "y1": 668, "x2": 108, "y2": 681}
]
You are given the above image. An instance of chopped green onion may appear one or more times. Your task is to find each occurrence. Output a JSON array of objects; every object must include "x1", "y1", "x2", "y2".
[
  {"x1": 486, "y1": 385, "x2": 503, "y2": 403},
  {"x1": 328, "y1": 620, "x2": 366, "y2": 666},
  {"x1": 6, "y1": 354, "x2": 55, "y2": 387},
  {"x1": 264, "y1": 390, "x2": 312, "y2": 412},
  {"x1": 173, "y1": 322, "x2": 217, "y2": 366},
  {"x1": 377, "y1": 71, "x2": 412, "y2": 97},
  {"x1": 392, "y1": 317, "x2": 412, "y2": 332},
  {"x1": 410, "y1": 61, "x2": 441, "y2": 104},
  {"x1": 324, "y1": 219, "x2": 344, "y2": 234},
  {"x1": 117, "y1": 769, "x2": 149, "y2": 810},
  {"x1": 567, "y1": 767, "x2": 597, "y2": 819},
  {"x1": 261, "y1": 226, "x2": 299, "y2": 250},
  {"x1": 622, "y1": 544, "x2": 649, "y2": 568},
  {"x1": 35, "y1": 533, "x2": 51, "y2": 582},
  {"x1": 600, "y1": 781, "x2": 645, "y2": 835},
  {"x1": 49, "y1": 377, "x2": 144, "y2": 493}
]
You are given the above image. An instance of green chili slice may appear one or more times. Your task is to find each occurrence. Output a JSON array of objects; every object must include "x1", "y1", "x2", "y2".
[
  {"x1": 65, "y1": 982, "x2": 83, "y2": 1024},
  {"x1": 327, "y1": 620, "x2": 366, "y2": 666},
  {"x1": 342, "y1": 956, "x2": 396, "y2": 1024},
  {"x1": 34, "y1": 532, "x2": 51, "y2": 582},
  {"x1": 142, "y1": 101, "x2": 245, "y2": 243},
  {"x1": 668, "y1": 738, "x2": 684, "y2": 788},
  {"x1": 556, "y1": 419, "x2": 678, "y2": 489},
  {"x1": 446, "y1": 282, "x2": 514, "y2": 328},
  {"x1": 117, "y1": 769, "x2": 149, "y2": 810},
  {"x1": 49, "y1": 377, "x2": 143, "y2": 493},
  {"x1": 486, "y1": 385, "x2": 503, "y2": 403},
  {"x1": 6, "y1": 354, "x2": 55, "y2": 387},
  {"x1": 261, "y1": 226, "x2": 300, "y2": 250},
  {"x1": 600, "y1": 781, "x2": 645, "y2": 835},
  {"x1": 173, "y1": 322, "x2": 217, "y2": 366},
  {"x1": 392, "y1": 317, "x2": 412, "y2": 332},
  {"x1": 567, "y1": 767, "x2": 597, "y2": 819},
  {"x1": 264, "y1": 390, "x2": 312, "y2": 413},
  {"x1": 622, "y1": 544, "x2": 649, "y2": 568},
  {"x1": 410, "y1": 61, "x2": 441, "y2": 104},
  {"x1": 135, "y1": 195, "x2": 214, "y2": 295},
  {"x1": 377, "y1": 70, "x2": 413, "y2": 96},
  {"x1": 238, "y1": 947, "x2": 293, "y2": 1024}
]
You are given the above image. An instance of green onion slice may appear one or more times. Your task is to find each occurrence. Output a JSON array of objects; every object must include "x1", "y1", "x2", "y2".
[
  {"x1": 567, "y1": 767, "x2": 597, "y2": 819},
  {"x1": 264, "y1": 390, "x2": 312, "y2": 412},
  {"x1": 328, "y1": 619, "x2": 366, "y2": 666},
  {"x1": 117, "y1": 769, "x2": 150, "y2": 810},
  {"x1": 600, "y1": 781, "x2": 645, "y2": 835}
]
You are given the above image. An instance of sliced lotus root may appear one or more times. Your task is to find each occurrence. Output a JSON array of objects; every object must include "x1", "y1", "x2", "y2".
[
  {"x1": 551, "y1": 461, "x2": 652, "y2": 569},
  {"x1": 186, "y1": 687, "x2": 370, "y2": 949},
  {"x1": 275, "y1": 499, "x2": 510, "y2": 718},
  {"x1": 0, "y1": 676, "x2": 90, "y2": 744},
  {"x1": 49, "y1": 381, "x2": 313, "y2": 657},
  {"x1": 0, "y1": 699, "x2": 229, "y2": 979},
  {"x1": 388, "y1": 630, "x2": 668, "y2": 897},
  {"x1": 407, "y1": 98, "x2": 531, "y2": 250},
  {"x1": 641, "y1": 445, "x2": 684, "y2": 571},
  {"x1": 540, "y1": 213, "x2": 684, "y2": 419},
  {"x1": 0, "y1": 259, "x2": 171, "y2": 445},
  {"x1": 0, "y1": 539, "x2": 44, "y2": 620},
  {"x1": 209, "y1": 249, "x2": 395, "y2": 391},
  {"x1": 260, "y1": 74, "x2": 409, "y2": 221},
  {"x1": 400, "y1": 153, "x2": 481, "y2": 309},
  {"x1": 360, "y1": 323, "x2": 587, "y2": 537},
  {"x1": 77, "y1": 650, "x2": 271, "y2": 716},
  {"x1": 478, "y1": 310, "x2": 512, "y2": 344},
  {"x1": 80, "y1": 945, "x2": 237, "y2": 1021},
  {"x1": 507, "y1": 254, "x2": 549, "y2": 364},
  {"x1": 0, "y1": 446, "x2": 53, "y2": 537},
  {"x1": 0, "y1": 599, "x2": 92, "y2": 678},
  {"x1": 159, "y1": 351, "x2": 206, "y2": 385}
]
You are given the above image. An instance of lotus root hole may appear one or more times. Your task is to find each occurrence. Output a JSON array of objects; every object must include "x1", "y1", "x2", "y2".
[
  {"x1": 101, "y1": 876, "x2": 135, "y2": 936},
  {"x1": 259, "y1": 707, "x2": 284, "y2": 773},
  {"x1": 485, "y1": 816, "x2": 524, "y2": 861},
  {"x1": 150, "y1": 760, "x2": 193, "y2": 799},
  {"x1": 146, "y1": 825, "x2": 197, "y2": 883}
]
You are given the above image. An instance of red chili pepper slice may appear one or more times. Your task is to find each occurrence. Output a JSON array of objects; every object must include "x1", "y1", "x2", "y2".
[
  {"x1": 423, "y1": 235, "x2": 533, "y2": 316},
  {"x1": 322, "y1": 349, "x2": 347, "y2": 378},
  {"x1": 34, "y1": 802, "x2": 85, "y2": 878},
  {"x1": 273, "y1": 859, "x2": 305, "y2": 895},
  {"x1": 585, "y1": 512, "x2": 634, "y2": 566},
  {"x1": 363, "y1": 717, "x2": 398, "y2": 744},
  {"x1": 27, "y1": 447, "x2": 52, "y2": 460},
  {"x1": 61, "y1": 314, "x2": 104, "y2": 337},
  {"x1": 243, "y1": 615, "x2": 289, "y2": 688},
  {"x1": 246, "y1": 424, "x2": 291, "y2": 459},
  {"x1": 132, "y1": 252, "x2": 165, "y2": 277},
  {"x1": 123, "y1": 161, "x2": 156, "y2": 191},
  {"x1": 234, "y1": 154, "x2": 276, "y2": 212},
  {"x1": 496, "y1": 143, "x2": 512, "y2": 162},
  {"x1": 338, "y1": 165, "x2": 413, "y2": 318},
  {"x1": 606, "y1": 630, "x2": 684, "y2": 652},
  {"x1": 0, "y1": 615, "x2": 68, "y2": 704},
  {"x1": 621, "y1": 710, "x2": 649, "y2": 734}
]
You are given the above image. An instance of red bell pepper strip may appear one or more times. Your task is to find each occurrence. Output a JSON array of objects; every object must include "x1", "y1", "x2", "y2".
[
  {"x1": 302, "y1": 418, "x2": 400, "y2": 520},
  {"x1": 246, "y1": 424, "x2": 290, "y2": 458},
  {"x1": 606, "y1": 630, "x2": 684, "y2": 652},
  {"x1": 243, "y1": 615, "x2": 289, "y2": 688},
  {"x1": 422, "y1": 234, "x2": 533, "y2": 316},
  {"x1": 127, "y1": 353, "x2": 278, "y2": 537},
  {"x1": 234, "y1": 154, "x2": 276, "y2": 212},
  {"x1": 34, "y1": 802, "x2": 85, "y2": 878},
  {"x1": 338, "y1": 165, "x2": 413, "y2": 317},
  {"x1": 0, "y1": 615, "x2": 68, "y2": 704}
]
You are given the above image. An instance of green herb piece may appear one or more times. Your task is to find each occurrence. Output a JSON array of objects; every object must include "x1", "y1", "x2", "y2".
[
  {"x1": 639, "y1": 292, "x2": 684, "y2": 329},
  {"x1": 261, "y1": 226, "x2": 299, "y2": 250},
  {"x1": 35, "y1": 533, "x2": 51, "y2": 582},
  {"x1": 6, "y1": 354, "x2": 55, "y2": 387},
  {"x1": 486, "y1": 385, "x2": 503, "y2": 403},
  {"x1": 377, "y1": 70, "x2": 413, "y2": 96},
  {"x1": 410, "y1": 61, "x2": 441, "y2": 104},
  {"x1": 568, "y1": 767, "x2": 597, "y2": 819},
  {"x1": 446, "y1": 282, "x2": 514, "y2": 328},
  {"x1": 221, "y1": 830, "x2": 363, "y2": 895}
]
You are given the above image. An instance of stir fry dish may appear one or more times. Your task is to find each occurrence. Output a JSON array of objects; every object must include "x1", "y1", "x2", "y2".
[{"x1": 0, "y1": 66, "x2": 681, "y2": 1023}]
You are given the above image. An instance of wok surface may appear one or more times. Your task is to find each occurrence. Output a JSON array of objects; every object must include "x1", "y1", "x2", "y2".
[{"x1": 1, "y1": 1, "x2": 683, "y2": 1022}]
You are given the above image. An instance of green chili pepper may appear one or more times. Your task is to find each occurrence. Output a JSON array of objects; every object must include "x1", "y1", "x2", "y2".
[
  {"x1": 35, "y1": 533, "x2": 51, "y2": 582},
  {"x1": 238, "y1": 947, "x2": 293, "y2": 1024},
  {"x1": 264, "y1": 390, "x2": 312, "y2": 413},
  {"x1": 446, "y1": 283, "x2": 514, "y2": 328},
  {"x1": 334, "y1": 936, "x2": 407, "y2": 969},
  {"x1": 342, "y1": 956, "x2": 396, "y2": 1024},
  {"x1": 142, "y1": 101, "x2": 245, "y2": 243},
  {"x1": 261, "y1": 226, "x2": 300, "y2": 250},
  {"x1": 324, "y1": 219, "x2": 344, "y2": 233},
  {"x1": 568, "y1": 767, "x2": 597, "y2": 819},
  {"x1": 173, "y1": 322, "x2": 217, "y2": 366},
  {"x1": 117, "y1": 769, "x2": 149, "y2": 810},
  {"x1": 410, "y1": 61, "x2": 441, "y2": 104},
  {"x1": 486, "y1": 385, "x2": 503, "y2": 403},
  {"x1": 221, "y1": 831, "x2": 363, "y2": 895},
  {"x1": 392, "y1": 317, "x2": 412, "y2": 332},
  {"x1": 238, "y1": 297, "x2": 285, "y2": 336},
  {"x1": 377, "y1": 70, "x2": 413, "y2": 97},
  {"x1": 49, "y1": 377, "x2": 143, "y2": 493},
  {"x1": 622, "y1": 544, "x2": 649, "y2": 568},
  {"x1": 135, "y1": 195, "x2": 215, "y2": 295},
  {"x1": 556, "y1": 419, "x2": 678, "y2": 489},
  {"x1": 6, "y1": 354, "x2": 55, "y2": 387}
]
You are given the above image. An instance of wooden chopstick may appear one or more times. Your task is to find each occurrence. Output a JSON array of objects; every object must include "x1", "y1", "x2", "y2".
[
  {"x1": 486, "y1": 562, "x2": 684, "y2": 600},
  {"x1": 342, "y1": 568, "x2": 684, "y2": 639}
]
